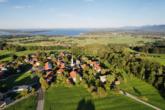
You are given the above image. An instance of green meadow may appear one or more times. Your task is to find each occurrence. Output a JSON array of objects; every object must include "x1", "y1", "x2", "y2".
[
  {"x1": 44, "y1": 86, "x2": 153, "y2": 110},
  {"x1": 0, "y1": 73, "x2": 35, "y2": 90},
  {"x1": 4, "y1": 94, "x2": 38, "y2": 110}
]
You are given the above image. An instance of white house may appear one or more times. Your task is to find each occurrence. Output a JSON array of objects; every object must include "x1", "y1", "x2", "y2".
[
  {"x1": 12, "y1": 85, "x2": 32, "y2": 92},
  {"x1": 100, "y1": 75, "x2": 106, "y2": 83}
]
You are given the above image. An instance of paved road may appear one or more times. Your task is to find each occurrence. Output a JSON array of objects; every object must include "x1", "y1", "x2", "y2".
[
  {"x1": 120, "y1": 91, "x2": 161, "y2": 110},
  {"x1": 31, "y1": 69, "x2": 44, "y2": 110}
]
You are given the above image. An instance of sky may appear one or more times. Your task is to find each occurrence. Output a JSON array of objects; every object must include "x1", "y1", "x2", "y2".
[{"x1": 0, "y1": 0, "x2": 165, "y2": 29}]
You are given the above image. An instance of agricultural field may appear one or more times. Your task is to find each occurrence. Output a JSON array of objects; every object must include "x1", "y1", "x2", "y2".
[
  {"x1": 5, "y1": 35, "x2": 157, "y2": 46},
  {"x1": 44, "y1": 86, "x2": 153, "y2": 110},
  {"x1": 4, "y1": 94, "x2": 38, "y2": 110},
  {"x1": 118, "y1": 73, "x2": 165, "y2": 109},
  {"x1": 0, "y1": 73, "x2": 35, "y2": 90}
]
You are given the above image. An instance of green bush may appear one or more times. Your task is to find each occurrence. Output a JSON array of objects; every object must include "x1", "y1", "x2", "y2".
[
  {"x1": 87, "y1": 88, "x2": 92, "y2": 93},
  {"x1": 140, "y1": 96, "x2": 148, "y2": 102},
  {"x1": 91, "y1": 92, "x2": 99, "y2": 98},
  {"x1": 31, "y1": 88, "x2": 35, "y2": 93},
  {"x1": 83, "y1": 83, "x2": 88, "y2": 88},
  {"x1": 97, "y1": 87, "x2": 107, "y2": 98},
  {"x1": 112, "y1": 85, "x2": 120, "y2": 94}
]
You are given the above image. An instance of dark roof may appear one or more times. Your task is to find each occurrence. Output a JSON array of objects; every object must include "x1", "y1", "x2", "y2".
[{"x1": 0, "y1": 101, "x2": 5, "y2": 105}]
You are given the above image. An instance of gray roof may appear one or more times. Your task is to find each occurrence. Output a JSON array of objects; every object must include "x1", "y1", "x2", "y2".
[
  {"x1": 13, "y1": 85, "x2": 30, "y2": 90},
  {"x1": 0, "y1": 101, "x2": 5, "y2": 105}
]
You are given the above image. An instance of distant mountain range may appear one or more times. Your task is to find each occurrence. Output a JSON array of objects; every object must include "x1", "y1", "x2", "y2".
[{"x1": 119, "y1": 25, "x2": 165, "y2": 31}]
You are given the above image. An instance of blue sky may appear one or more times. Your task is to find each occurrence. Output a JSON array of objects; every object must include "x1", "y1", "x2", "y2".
[{"x1": 0, "y1": 0, "x2": 165, "y2": 29}]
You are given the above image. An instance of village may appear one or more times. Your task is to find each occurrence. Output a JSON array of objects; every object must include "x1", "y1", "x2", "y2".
[{"x1": 0, "y1": 51, "x2": 121, "y2": 108}]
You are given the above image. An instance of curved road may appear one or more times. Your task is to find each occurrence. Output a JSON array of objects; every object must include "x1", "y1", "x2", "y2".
[
  {"x1": 120, "y1": 91, "x2": 161, "y2": 110},
  {"x1": 31, "y1": 69, "x2": 44, "y2": 110}
]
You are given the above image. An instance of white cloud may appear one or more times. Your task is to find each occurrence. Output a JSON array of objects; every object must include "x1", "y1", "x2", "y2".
[
  {"x1": 84, "y1": 0, "x2": 94, "y2": 2},
  {"x1": 13, "y1": 6, "x2": 24, "y2": 9},
  {"x1": 0, "y1": 0, "x2": 7, "y2": 2},
  {"x1": 58, "y1": 13, "x2": 92, "y2": 20}
]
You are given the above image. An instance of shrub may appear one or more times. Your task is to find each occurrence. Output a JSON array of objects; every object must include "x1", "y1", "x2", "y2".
[
  {"x1": 21, "y1": 89, "x2": 28, "y2": 96},
  {"x1": 83, "y1": 83, "x2": 88, "y2": 88},
  {"x1": 81, "y1": 79, "x2": 86, "y2": 85},
  {"x1": 31, "y1": 88, "x2": 35, "y2": 93},
  {"x1": 87, "y1": 88, "x2": 92, "y2": 93},
  {"x1": 90, "y1": 85, "x2": 96, "y2": 91},
  {"x1": 91, "y1": 92, "x2": 99, "y2": 98},
  {"x1": 65, "y1": 82, "x2": 73, "y2": 88},
  {"x1": 97, "y1": 87, "x2": 107, "y2": 98},
  {"x1": 112, "y1": 85, "x2": 120, "y2": 94},
  {"x1": 140, "y1": 96, "x2": 148, "y2": 102}
]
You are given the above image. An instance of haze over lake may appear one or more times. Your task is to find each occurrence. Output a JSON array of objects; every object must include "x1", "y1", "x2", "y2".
[{"x1": 0, "y1": 29, "x2": 91, "y2": 36}]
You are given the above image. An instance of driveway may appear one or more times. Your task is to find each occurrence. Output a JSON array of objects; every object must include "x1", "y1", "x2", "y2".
[{"x1": 120, "y1": 91, "x2": 161, "y2": 110}]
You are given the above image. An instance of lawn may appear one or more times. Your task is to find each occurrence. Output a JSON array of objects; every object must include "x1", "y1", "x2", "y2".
[
  {"x1": 4, "y1": 94, "x2": 38, "y2": 110},
  {"x1": 0, "y1": 73, "x2": 35, "y2": 90},
  {"x1": 44, "y1": 86, "x2": 153, "y2": 110},
  {"x1": 118, "y1": 73, "x2": 165, "y2": 109},
  {"x1": 140, "y1": 57, "x2": 165, "y2": 66}
]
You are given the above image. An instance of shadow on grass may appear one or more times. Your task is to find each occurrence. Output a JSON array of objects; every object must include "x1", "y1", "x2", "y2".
[
  {"x1": 76, "y1": 98, "x2": 95, "y2": 110},
  {"x1": 159, "y1": 92, "x2": 165, "y2": 100},
  {"x1": 133, "y1": 87, "x2": 141, "y2": 96}
]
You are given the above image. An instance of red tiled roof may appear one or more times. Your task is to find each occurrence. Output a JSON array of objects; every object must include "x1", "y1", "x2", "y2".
[
  {"x1": 57, "y1": 69, "x2": 64, "y2": 73},
  {"x1": 0, "y1": 63, "x2": 4, "y2": 67},
  {"x1": 23, "y1": 55, "x2": 28, "y2": 58},
  {"x1": 45, "y1": 71, "x2": 54, "y2": 78},
  {"x1": 70, "y1": 71, "x2": 78, "y2": 79},
  {"x1": 96, "y1": 65, "x2": 102, "y2": 71},
  {"x1": 81, "y1": 64, "x2": 87, "y2": 69},
  {"x1": 44, "y1": 62, "x2": 52, "y2": 70},
  {"x1": 115, "y1": 81, "x2": 120, "y2": 84},
  {"x1": 81, "y1": 57, "x2": 87, "y2": 60}
]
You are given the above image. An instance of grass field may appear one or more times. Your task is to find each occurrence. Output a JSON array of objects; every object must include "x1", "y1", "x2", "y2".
[
  {"x1": 118, "y1": 73, "x2": 165, "y2": 109},
  {"x1": 4, "y1": 94, "x2": 38, "y2": 110},
  {"x1": 0, "y1": 49, "x2": 70, "y2": 62},
  {"x1": 0, "y1": 73, "x2": 35, "y2": 90},
  {"x1": 140, "y1": 57, "x2": 165, "y2": 66},
  {"x1": 44, "y1": 86, "x2": 153, "y2": 110}
]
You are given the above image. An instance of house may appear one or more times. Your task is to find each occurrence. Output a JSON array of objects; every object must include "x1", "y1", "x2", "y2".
[
  {"x1": 41, "y1": 54, "x2": 45, "y2": 56},
  {"x1": 37, "y1": 66, "x2": 44, "y2": 72},
  {"x1": 12, "y1": 85, "x2": 32, "y2": 92},
  {"x1": 44, "y1": 62, "x2": 52, "y2": 70},
  {"x1": 81, "y1": 57, "x2": 87, "y2": 61},
  {"x1": 76, "y1": 59, "x2": 80, "y2": 65},
  {"x1": 0, "y1": 101, "x2": 6, "y2": 108},
  {"x1": 136, "y1": 54, "x2": 141, "y2": 57},
  {"x1": 0, "y1": 63, "x2": 4, "y2": 68},
  {"x1": 115, "y1": 81, "x2": 120, "y2": 85},
  {"x1": 46, "y1": 76, "x2": 53, "y2": 82},
  {"x1": 31, "y1": 55, "x2": 36, "y2": 58},
  {"x1": 47, "y1": 56, "x2": 52, "y2": 59},
  {"x1": 0, "y1": 70, "x2": 5, "y2": 76},
  {"x1": 24, "y1": 58, "x2": 29, "y2": 63},
  {"x1": 23, "y1": 55, "x2": 28, "y2": 58},
  {"x1": 33, "y1": 58, "x2": 38, "y2": 61},
  {"x1": 57, "y1": 69, "x2": 64, "y2": 74},
  {"x1": 66, "y1": 78, "x2": 73, "y2": 84},
  {"x1": 59, "y1": 52, "x2": 64, "y2": 57},
  {"x1": 1, "y1": 67, "x2": 7, "y2": 71},
  {"x1": 100, "y1": 75, "x2": 106, "y2": 83},
  {"x1": 45, "y1": 71, "x2": 54, "y2": 78},
  {"x1": 90, "y1": 61, "x2": 100, "y2": 67},
  {"x1": 57, "y1": 60, "x2": 63, "y2": 66},
  {"x1": 0, "y1": 93, "x2": 4, "y2": 101},
  {"x1": 95, "y1": 65, "x2": 102, "y2": 72},
  {"x1": 81, "y1": 64, "x2": 87, "y2": 70},
  {"x1": 36, "y1": 61, "x2": 41, "y2": 66},
  {"x1": 70, "y1": 71, "x2": 82, "y2": 82},
  {"x1": 29, "y1": 60, "x2": 35, "y2": 64}
]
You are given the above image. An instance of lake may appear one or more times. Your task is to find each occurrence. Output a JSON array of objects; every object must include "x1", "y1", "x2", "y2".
[{"x1": 0, "y1": 29, "x2": 91, "y2": 36}]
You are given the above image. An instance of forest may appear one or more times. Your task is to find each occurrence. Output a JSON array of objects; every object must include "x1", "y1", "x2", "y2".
[
  {"x1": 0, "y1": 43, "x2": 69, "y2": 51},
  {"x1": 133, "y1": 41, "x2": 165, "y2": 54},
  {"x1": 71, "y1": 44, "x2": 165, "y2": 94}
]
